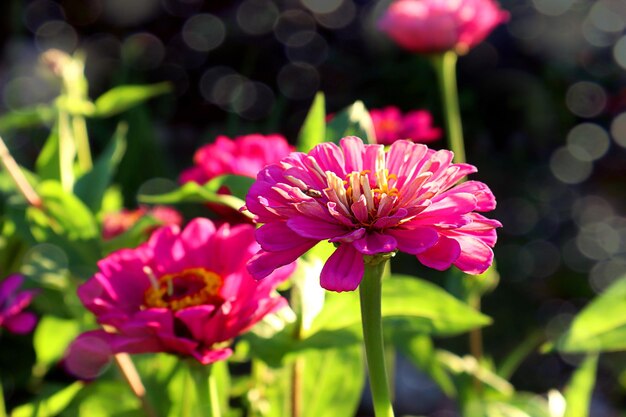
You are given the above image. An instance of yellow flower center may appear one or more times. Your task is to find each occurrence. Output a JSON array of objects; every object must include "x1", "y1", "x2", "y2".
[{"x1": 143, "y1": 268, "x2": 224, "y2": 312}]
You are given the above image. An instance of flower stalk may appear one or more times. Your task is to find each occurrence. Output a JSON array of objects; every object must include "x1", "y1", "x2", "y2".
[
  {"x1": 113, "y1": 353, "x2": 159, "y2": 417},
  {"x1": 189, "y1": 363, "x2": 222, "y2": 417},
  {"x1": 360, "y1": 258, "x2": 394, "y2": 417},
  {"x1": 431, "y1": 51, "x2": 466, "y2": 165},
  {"x1": 0, "y1": 136, "x2": 42, "y2": 208}
]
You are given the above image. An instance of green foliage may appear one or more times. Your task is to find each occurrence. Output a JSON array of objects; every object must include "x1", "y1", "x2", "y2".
[
  {"x1": 558, "y1": 275, "x2": 626, "y2": 353},
  {"x1": 10, "y1": 382, "x2": 83, "y2": 417},
  {"x1": 326, "y1": 101, "x2": 376, "y2": 144},
  {"x1": 0, "y1": 106, "x2": 55, "y2": 132},
  {"x1": 33, "y1": 316, "x2": 81, "y2": 374},
  {"x1": 563, "y1": 355, "x2": 598, "y2": 417},
  {"x1": 297, "y1": 92, "x2": 326, "y2": 152},
  {"x1": 92, "y1": 83, "x2": 171, "y2": 118},
  {"x1": 74, "y1": 123, "x2": 127, "y2": 213},
  {"x1": 139, "y1": 175, "x2": 254, "y2": 216}
]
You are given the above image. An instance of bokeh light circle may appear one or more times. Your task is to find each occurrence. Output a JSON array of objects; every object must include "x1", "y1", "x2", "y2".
[
  {"x1": 182, "y1": 14, "x2": 226, "y2": 52},
  {"x1": 565, "y1": 81, "x2": 607, "y2": 118},
  {"x1": 566, "y1": 123, "x2": 610, "y2": 162},
  {"x1": 549, "y1": 147, "x2": 593, "y2": 184}
]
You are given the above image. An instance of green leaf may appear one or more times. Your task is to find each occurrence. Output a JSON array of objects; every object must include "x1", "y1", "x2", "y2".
[
  {"x1": 93, "y1": 83, "x2": 171, "y2": 118},
  {"x1": 204, "y1": 175, "x2": 255, "y2": 202},
  {"x1": 464, "y1": 393, "x2": 554, "y2": 417},
  {"x1": 101, "y1": 215, "x2": 162, "y2": 254},
  {"x1": 35, "y1": 128, "x2": 62, "y2": 182},
  {"x1": 310, "y1": 275, "x2": 491, "y2": 337},
  {"x1": 563, "y1": 354, "x2": 598, "y2": 417},
  {"x1": 0, "y1": 105, "x2": 55, "y2": 132},
  {"x1": 74, "y1": 123, "x2": 127, "y2": 213},
  {"x1": 33, "y1": 316, "x2": 81, "y2": 372},
  {"x1": 11, "y1": 382, "x2": 83, "y2": 417},
  {"x1": 326, "y1": 101, "x2": 375, "y2": 144},
  {"x1": 297, "y1": 92, "x2": 326, "y2": 152},
  {"x1": 558, "y1": 275, "x2": 626, "y2": 352},
  {"x1": 497, "y1": 331, "x2": 543, "y2": 380},
  {"x1": 139, "y1": 180, "x2": 251, "y2": 217}
]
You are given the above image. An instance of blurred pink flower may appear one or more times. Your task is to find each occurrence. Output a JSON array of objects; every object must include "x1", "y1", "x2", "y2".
[
  {"x1": 378, "y1": 0, "x2": 509, "y2": 54},
  {"x1": 0, "y1": 275, "x2": 38, "y2": 334},
  {"x1": 102, "y1": 206, "x2": 183, "y2": 240},
  {"x1": 180, "y1": 134, "x2": 294, "y2": 185},
  {"x1": 245, "y1": 137, "x2": 500, "y2": 292},
  {"x1": 370, "y1": 106, "x2": 441, "y2": 145},
  {"x1": 66, "y1": 219, "x2": 293, "y2": 378}
]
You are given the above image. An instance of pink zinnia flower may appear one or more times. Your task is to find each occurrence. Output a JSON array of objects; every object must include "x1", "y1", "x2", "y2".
[
  {"x1": 370, "y1": 106, "x2": 441, "y2": 145},
  {"x1": 66, "y1": 218, "x2": 293, "y2": 378},
  {"x1": 378, "y1": 0, "x2": 509, "y2": 54},
  {"x1": 180, "y1": 134, "x2": 294, "y2": 185},
  {"x1": 245, "y1": 137, "x2": 501, "y2": 292},
  {"x1": 102, "y1": 205, "x2": 183, "y2": 240},
  {"x1": 0, "y1": 275, "x2": 38, "y2": 334}
]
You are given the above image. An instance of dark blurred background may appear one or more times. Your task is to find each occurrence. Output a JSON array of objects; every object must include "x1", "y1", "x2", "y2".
[{"x1": 1, "y1": 0, "x2": 626, "y2": 415}]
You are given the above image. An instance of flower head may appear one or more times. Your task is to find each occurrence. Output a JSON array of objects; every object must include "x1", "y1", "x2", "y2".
[
  {"x1": 378, "y1": 0, "x2": 509, "y2": 54},
  {"x1": 245, "y1": 137, "x2": 501, "y2": 292},
  {"x1": 0, "y1": 275, "x2": 38, "y2": 334},
  {"x1": 102, "y1": 205, "x2": 183, "y2": 240},
  {"x1": 371, "y1": 106, "x2": 441, "y2": 145},
  {"x1": 66, "y1": 218, "x2": 293, "y2": 378},
  {"x1": 180, "y1": 134, "x2": 294, "y2": 185}
]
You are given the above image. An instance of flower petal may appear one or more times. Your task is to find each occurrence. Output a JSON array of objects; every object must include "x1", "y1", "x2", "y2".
[
  {"x1": 417, "y1": 236, "x2": 461, "y2": 270},
  {"x1": 247, "y1": 242, "x2": 316, "y2": 280},
  {"x1": 387, "y1": 226, "x2": 438, "y2": 254},
  {"x1": 320, "y1": 245, "x2": 364, "y2": 292},
  {"x1": 286, "y1": 216, "x2": 350, "y2": 240},
  {"x1": 452, "y1": 236, "x2": 494, "y2": 275},
  {"x1": 353, "y1": 232, "x2": 398, "y2": 255}
]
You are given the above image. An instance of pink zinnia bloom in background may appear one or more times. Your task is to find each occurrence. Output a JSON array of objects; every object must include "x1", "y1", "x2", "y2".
[
  {"x1": 0, "y1": 275, "x2": 38, "y2": 334},
  {"x1": 245, "y1": 137, "x2": 500, "y2": 292},
  {"x1": 66, "y1": 219, "x2": 293, "y2": 378},
  {"x1": 378, "y1": 0, "x2": 509, "y2": 54},
  {"x1": 370, "y1": 106, "x2": 441, "y2": 145},
  {"x1": 102, "y1": 205, "x2": 183, "y2": 240},
  {"x1": 180, "y1": 134, "x2": 294, "y2": 185}
]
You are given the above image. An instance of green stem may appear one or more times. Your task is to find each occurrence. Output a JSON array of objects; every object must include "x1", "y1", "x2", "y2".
[
  {"x1": 72, "y1": 116, "x2": 92, "y2": 172},
  {"x1": 0, "y1": 375, "x2": 7, "y2": 417},
  {"x1": 360, "y1": 260, "x2": 394, "y2": 417},
  {"x1": 189, "y1": 363, "x2": 222, "y2": 417},
  {"x1": 431, "y1": 51, "x2": 466, "y2": 165}
]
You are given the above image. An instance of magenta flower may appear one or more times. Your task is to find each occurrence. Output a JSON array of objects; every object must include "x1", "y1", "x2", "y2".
[
  {"x1": 370, "y1": 106, "x2": 441, "y2": 145},
  {"x1": 180, "y1": 134, "x2": 294, "y2": 185},
  {"x1": 378, "y1": 0, "x2": 509, "y2": 54},
  {"x1": 245, "y1": 137, "x2": 501, "y2": 292},
  {"x1": 102, "y1": 205, "x2": 183, "y2": 240},
  {"x1": 0, "y1": 275, "x2": 38, "y2": 334},
  {"x1": 66, "y1": 219, "x2": 293, "y2": 378}
]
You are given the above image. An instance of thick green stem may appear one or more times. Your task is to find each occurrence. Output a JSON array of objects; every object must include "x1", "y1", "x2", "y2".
[
  {"x1": 360, "y1": 260, "x2": 394, "y2": 417},
  {"x1": 189, "y1": 363, "x2": 222, "y2": 417},
  {"x1": 431, "y1": 51, "x2": 466, "y2": 165}
]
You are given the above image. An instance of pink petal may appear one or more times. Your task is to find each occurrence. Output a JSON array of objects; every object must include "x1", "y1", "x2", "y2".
[
  {"x1": 387, "y1": 226, "x2": 438, "y2": 254},
  {"x1": 65, "y1": 331, "x2": 114, "y2": 380},
  {"x1": 247, "y1": 242, "x2": 316, "y2": 279},
  {"x1": 417, "y1": 236, "x2": 461, "y2": 271},
  {"x1": 256, "y1": 222, "x2": 315, "y2": 251},
  {"x1": 452, "y1": 236, "x2": 494, "y2": 275},
  {"x1": 353, "y1": 232, "x2": 398, "y2": 255},
  {"x1": 309, "y1": 142, "x2": 346, "y2": 176},
  {"x1": 340, "y1": 136, "x2": 365, "y2": 172},
  {"x1": 286, "y1": 216, "x2": 350, "y2": 240},
  {"x1": 175, "y1": 305, "x2": 218, "y2": 343},
  {"x1": 320, "y1": 245, "x2": 364, "y2": 292},
  {"x1": 4, "y1": 312, "x2": 37, "y2": 334}
]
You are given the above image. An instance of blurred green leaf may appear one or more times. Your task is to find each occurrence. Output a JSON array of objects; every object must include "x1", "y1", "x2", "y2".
[
  {"x1": 0, "y1": 106, "x2": 55, "y2": 132},
  {"x1": 563, "y1": 354, "x2": 598, "y2": 417},
  {"x1": 101, "y1": 215, "x2": 161, "y2": 254},
  {"x1": 437, "y1": 351, "x2": 514, "y2": 397},
  {"x1": 464, "y1": 393, "x2": 554, "y2": 417},
  {"x1": 71, "y1": 381, "x2": 141, "y2": 417},
  {"x1": 11, "y1": 382, "x2": 83, "y2": 417},
  {"x1": 33, "y1": 316, "x2": 81, "y2": 372},
  {"x1": 93, "y1": 83, "x2": 171, "y2": 118},
  {"x1": 497, "y1": 331, "x2": 543, "y2": 380},
  {"x1": 204, "y1": 175, "x2": 255, "y2": 202},
  {"x1": 139, "y1": 179, "x2": 251, "y2": 217},
  {"x1": 326, "y1": 101, "x2": 375, "y2": 144},
  {"x1": 74, "y1": 123, "x2": 127, "y2": 213},
  {"x1": 35, "y1": 128, "x2": 62, "y2": 182},
  {"x1": 297, "y1": 92, "x2": 326, "y2": 152},
  {"x1": 55, "y1": 97, "x2": 96, "y2": 117},
  {"x1": 388, "y1": 333, "x2": 456, "y2": 397},
  {"x1": 558, "y1": 275, "x2": 626, "y2": 353}
]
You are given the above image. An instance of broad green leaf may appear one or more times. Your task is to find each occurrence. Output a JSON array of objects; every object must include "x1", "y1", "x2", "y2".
[
  {"x1": 326, "y1": 101, "x2": 375, "y2": 144},
  {"x1": 388, "y1": 333, "x2": 456, "y2": 397},
  {"x1": 563, "y1": 354, "x2": 598, "y2": 417},
  {"x1": 297, "y1": 92, "x2": 326, "y2": 152},
  {"x1": 33, "y1": 316, "x2": 81, "y2": 372},
  {"x1": 35, "y1": 128, "x2": 62, "y2": 182},
  {"x1": 139, "y1": 180, "x2": 251, "y2": 217},
  {"x1": 11, "y1": 382, "x2": 83, "y2": 417},
  {"x1": 558, "y1": 275, "x2": 626, "y2": 352},
  {"x1": 93, "y1": 83, "x2": 171, "y2": 118},
  {"x1": 71, "y1": 381, "x2": 141, "y2": 417},
  {"x1": 0, "y1": 105, "x2": 55, "y2": 132},
  {"x1": 74, "y1": 123, "x2": 127, "y2": 213},
  {"x1": 310, "y1": 275, "x2": 491, "y2": 337}
]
